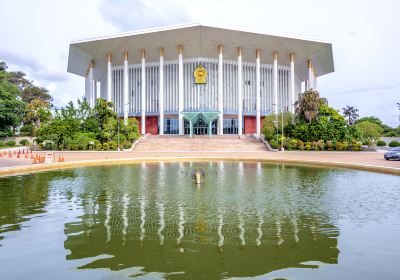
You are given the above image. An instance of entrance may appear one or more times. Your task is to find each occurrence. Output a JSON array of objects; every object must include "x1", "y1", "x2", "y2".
[
  {"x1": 182, "y1": 111, "x2": 219, "y2": 138},
  {"x1": 185, "y1": 119, "x2": 217, "y2": 135}
]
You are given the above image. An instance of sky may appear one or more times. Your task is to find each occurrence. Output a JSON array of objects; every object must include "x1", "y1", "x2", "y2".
[{"x1": 1, "y1": 0, "x2": 399, "y2": 127}]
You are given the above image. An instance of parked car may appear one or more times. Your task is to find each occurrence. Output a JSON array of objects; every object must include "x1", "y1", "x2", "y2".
[{"x1": 384, "y1": 147, "x2": 400, "y2": 160}]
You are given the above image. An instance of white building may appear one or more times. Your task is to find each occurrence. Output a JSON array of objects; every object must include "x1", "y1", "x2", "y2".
[{"x1": 67, "y1": 23, "x2": 334, "y2": 136}]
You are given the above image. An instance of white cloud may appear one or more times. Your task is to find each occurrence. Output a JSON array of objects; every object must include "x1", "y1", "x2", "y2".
[{"x1": 1, "y1": 0, "x2": 399, "y2": 127}]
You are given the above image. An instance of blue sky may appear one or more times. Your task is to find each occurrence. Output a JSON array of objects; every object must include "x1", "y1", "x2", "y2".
[{"x1": 1, "y1": 0, "x2": 399, "y2": 126}]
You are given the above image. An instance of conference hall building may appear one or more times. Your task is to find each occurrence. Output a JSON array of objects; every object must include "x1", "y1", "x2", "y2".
[{"x1": 67, "y1": 23, "x2": 334, "y2": 136}]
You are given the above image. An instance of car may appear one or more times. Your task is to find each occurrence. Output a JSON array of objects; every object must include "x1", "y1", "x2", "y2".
[{"x1": 384, "y1": 147, "x2": 400, "y2": 160}]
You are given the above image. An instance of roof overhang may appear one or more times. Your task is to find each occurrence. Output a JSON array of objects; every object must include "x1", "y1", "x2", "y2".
[{"x1": 67, "y1": 23, "x2": 334, "y2": 82}]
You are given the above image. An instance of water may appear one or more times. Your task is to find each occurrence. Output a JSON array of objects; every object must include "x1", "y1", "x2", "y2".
[{"x1": 0, "y1": 162, "x2": 399, "y2": 279}]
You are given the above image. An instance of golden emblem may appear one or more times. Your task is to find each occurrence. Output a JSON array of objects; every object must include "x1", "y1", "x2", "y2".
[{"x1": 193, "y1": 65, "x2": 207, "y2": 84}]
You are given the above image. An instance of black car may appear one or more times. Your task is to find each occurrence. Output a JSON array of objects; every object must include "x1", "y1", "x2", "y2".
[{"x1": 384, "y1": 147, "x2": 400, "y2": 160}]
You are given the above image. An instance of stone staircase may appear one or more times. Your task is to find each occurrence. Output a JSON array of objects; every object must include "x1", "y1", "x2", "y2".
[{"x1": 134, "y1": 135, "x2": 267, "y2": 152}]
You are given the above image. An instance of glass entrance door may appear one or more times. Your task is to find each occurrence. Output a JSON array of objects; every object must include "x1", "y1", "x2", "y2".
[{"x1": 193, "y1": 119, "x2": 208, "y2": 135}]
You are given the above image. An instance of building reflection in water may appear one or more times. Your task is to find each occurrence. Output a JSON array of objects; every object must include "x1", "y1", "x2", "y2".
[{"x1": 62, "y1": 162, "x2": 340, "y2": 279}]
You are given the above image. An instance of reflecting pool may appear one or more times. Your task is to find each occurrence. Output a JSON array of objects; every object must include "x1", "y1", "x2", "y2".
[{"x1": 0, "y1": 162, "x2": 399, "y2": 279}]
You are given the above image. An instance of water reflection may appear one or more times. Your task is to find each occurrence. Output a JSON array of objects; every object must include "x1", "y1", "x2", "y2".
[{"x1": 60, "y1": 162, "x2": 340, "y2": 279}]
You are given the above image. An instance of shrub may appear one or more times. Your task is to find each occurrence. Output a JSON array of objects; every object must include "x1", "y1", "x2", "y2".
[
  {"x1": 326, "y1": 141, "x2": 333, "y2": 151},
  {"x1": 312, "y1": 141, "x2": 319, "y2": 151},
  {"x1": 317, "y1": 140, "x2": 325, "y2": 151},
  {"x1": 102, "y1": 143, "x2": 110, "y2": 150},
  {"x1": 388, "y1": 140, "x2": 400, "y2": 147},
  {"x1": 335, "y1": 142, "x2": 344, "y2": 151},
  {"x1": 6, "y1": 140, "x2": 16, "y2": 147},
  {"x1": 113, "y1": 133, "x2": 127, "y2": 143},
  {"x1": 343, "y1": 142, "x2": 349, "y2": 151},
  {"x1": 108, "y1": 141, "x2": 118, "y2": 150},
  {"x1": 269, "y1": 139, "x2": 279, "y2": 149},
  {"x1": 351, "y1": 139, "x2": 362, "y2": 151},
  {"x1": 69, "y1": 143, "x2": 78, "y2": 150},
  {"x1": 0, "y1": 140, "x2": 4, "y2": 147},
  {"x1": 290, "y1": 139, "x2": 298, "y2": 149},
  {"x1": 377, "y1": 140, "x2": 386, "y2": 146},
  {"x1": 122, "y1": 141, "x2": 132, "y2": 149},
  {"x1": 297, "y1": 140, "x2": 305, "y2": 151},
  {"x1": 19, "y1": 124, "x2": 36, "y2": 137},
  {"x1": 305, "y1": 144, "x2": 312, "y2": 150},
  {"x1": 19, "y1": 139, "x2": 30, "y2": 146}
]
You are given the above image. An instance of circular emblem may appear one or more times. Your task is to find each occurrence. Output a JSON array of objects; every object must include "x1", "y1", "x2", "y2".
[{"x1": 194, "y1": 65, "x2": 207, "y2": 84}]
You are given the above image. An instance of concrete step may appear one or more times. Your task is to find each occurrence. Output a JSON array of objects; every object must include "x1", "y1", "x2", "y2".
[{"x1": 134, "y1": 135, "x2": 267, "y2": 152}]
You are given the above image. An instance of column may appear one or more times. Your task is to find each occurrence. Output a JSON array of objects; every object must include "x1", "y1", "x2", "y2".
[
  {"x1": 273, "y1": 52, "x2": 278, "y2": 115},
  {"x1": 159, "y1": 48, "x2": 164, "y2": 135},
  {"x1": 256, "y1": 49, "x2": 261, "y2": 135},
  {"x1": 290, "y1": 53, "x2": 295, "y2": 113},
  {"x1": 308, "y1": 60, "x2": 313, "y2": 90},
  {"x1": 141, "y1": 49, "x2": 146, "y2": 135},
  {"x1": 92, "y1": 80, "x2": 97, "y2": 107},
  {"x1": 237, "y1": 47, "x2": 243, "y2": 136},
  {"x1": 123, "y1": 52, "x2": 129, "y2": 125},
  {"x1": 218, "y1": 45, "x2": 224, "y2": 135},
  {"x1": 313, "y1": 68, "x2": 318, "y2": 91},
  {"x1": 178, "y1": 45, "x2": 184, "y2": 135},
  {"x1": 86, "y1": 61, "x2": 94, "y2": 107},
  {"x1": 107, "y1": 53, "x2": 112, "y2": 102}
]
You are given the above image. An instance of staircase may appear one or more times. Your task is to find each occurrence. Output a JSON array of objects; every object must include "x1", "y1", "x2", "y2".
[{"x1": 134, "y1": 135, "x2": 267, "y2": 152}]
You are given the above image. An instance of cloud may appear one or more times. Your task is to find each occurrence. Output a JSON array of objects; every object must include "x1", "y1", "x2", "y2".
[
  {"x1": 0, "y1": 48, "x2": 70, "y2": 83},
  {"x1": 98, "y1": 0, "x2": 191, "y2": 31}
]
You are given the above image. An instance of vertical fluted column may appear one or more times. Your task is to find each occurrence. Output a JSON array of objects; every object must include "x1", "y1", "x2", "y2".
[
  {"x1": 273, "y1": 52, "x2": 278, "y2": 115},
  {"x1": 290, "y1": 53, "x2": 295, "y2": 113},
  {"x1": 313, "y1": 68, "x2": 318, "y2": 91},
  {"x1": 237, "y1": 47, "x2": 243, "y2": 136},
  {"x1": 86, "y1": 61, "x2": 94, "y2": 107},
  {"x1": 159, "y1": 48, "x2": 164, "y2": 135},
  {"x1": 141, "y1": 49, "x2": 146, "y2": 135},
  {"x1": 107, "y1": 53, "x2": 112, "y2": 102},
  {"x1": 218, "y1": 45, "x2": 224, "y2": 135},
  {"x1": 256, "y1": 49, "x2": 261, "y2": 135},
  {"x1": 308, "y1": 60, "x2": 313, "y2": 90},
  {"x1": 123, "y1": 52, "x2": 129, "y2": 125},
  {"x1": 178, "y1": 45, "x2": 184, "y2": 135}
]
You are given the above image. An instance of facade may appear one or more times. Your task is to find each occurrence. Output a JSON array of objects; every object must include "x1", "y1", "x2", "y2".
[{"x1": 67, "y1": 23, "x2": 334, "y2": 136}]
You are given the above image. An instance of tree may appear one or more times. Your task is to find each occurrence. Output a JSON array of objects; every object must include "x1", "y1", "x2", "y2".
[
  {"x1": 20, "y1": 86, "x2": 53, "y2": 104},
  {"x1": 295, "y1": 90, "x2": 320, "y2": 123},
  {"x1": 357, "y1": 116, "x2": 382, "y2": 125},
  {"x1": 0, "y1": 67, "x2": 25, "y2": 136},
  {"x1": 342, "y1": 105, "x2": 359, "y2": 125},
  {"x1": 24, "y1": 99, "x2": 52, "y2": 130},
  {"x1": 355, "y1": 121, "x2": 384, "y2": 143}
]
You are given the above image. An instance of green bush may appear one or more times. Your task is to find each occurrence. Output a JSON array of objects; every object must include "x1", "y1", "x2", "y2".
[
  {"x1": 19, "y1": 139, "x2": 30, "y2": 146},
  {"x1": 113, "y1": 133, "x2": 127, "y2": 143},
  {"x1": 0, "y1": 140, "x2": 4, "y2": 147},
  {"x1": 335, "y1": 142, "x2": 344, "y2": 151},
  {"x1": 312, "y1": 141, "x2": 319, "y2": 151},
  {"x1": 290, "y1": 139, "x2": 298, "y2": 149},
  {"x1": 388, "y1": 140, "x2": 400, "y2": 147},
  {"x1": 305, "y1": 144, "x2": 312, "y2": 150},
  {"x1": 20, "y1": 124, "x2": 36, "y2": 137},
  {"x1": 269, "y1": 139, "x2": 279, "y2": 149},
  {"x1": 6, "y1": 140, "x2": 16, "y2": 147},
  {"x1": 95, "y1": 143, "x2": 103, "y2": 150},
  {"x1": 123, "y1": 141, "x2": 132, "y2": 149},
  {"x1": 102, "y1": 143, "x2": 110, "y2": 150},
  {"x1": 377, "y1": 140, "x2": 386, "y2": 147},
  {"x1": 326, "y1": 141, "x2": 333, "y2": 151},
  {"x1": 343, "y1": 142, "x2": 349, "y2": 151},
  {"x1": 297, "y1": 140, "x2": 305, "y2": 151},
  {"x1": 108, "y1": 141, "x2": 118, "y2": 150},
  {"x1": 262, "y1": 125, "x2": 275, "y2": 141}
]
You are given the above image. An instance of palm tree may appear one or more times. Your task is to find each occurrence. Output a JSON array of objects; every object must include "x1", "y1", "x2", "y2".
[{"x1": 342, "y1": 105, "x2": 359, "y2": 125}]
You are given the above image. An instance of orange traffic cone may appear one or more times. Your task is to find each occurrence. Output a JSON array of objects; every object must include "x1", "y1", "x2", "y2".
[
  {"x1": 22, "y1": 149, "x2": 25, "y2": 154},
  {"x1": 61, "y1": 156, "x2": 65, "y2": 162},
  {"x1": 3, "y1": 150, "x2": 6, "y2": 155},
  {"x1": 13, "y1": 150, "x2": 16, "y2": 155},
  {"x1": 30, "y1": 153, "x2": 34, "y2": 159},
  {"x1": 9, "y1": 152, "x2": 12, "y2": 158},
  {"x1": 17, "y1": 151, "x2": 21, "y2": 158},
  {"x1": 25, "y1": 153, "x2": 28, "y2": 158},
  {"x1": 33, "y1": 155, "x2": 38, "y2": 164},
  {"x1": 0, "y1": 153, "x2": 2, "y2": 158}
]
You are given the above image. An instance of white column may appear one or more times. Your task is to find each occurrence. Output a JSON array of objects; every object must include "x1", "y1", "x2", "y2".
[
  {"x1": 273, "y1": 52, "x2": 278, "y2": 115},
  {"x1": 178, "y1": 45, "x2": 184, "y2": 135},
  {"x1": 218, "y1": 45, "x2": 224, "y2": 135},
  {"x1": 237, "y1": 47, "x2": 243, "y2": 136},
  {"x1": 159, "y1": 48, "x2": 164, "y2": 135},
  {"x1": 313, "y1": 68, "x2": 318, "y2": 91},
  {"x1": 92, "y1": 80, "x2": 97, "y2": 107},
  {"x1": 86, "y1": 62, "x2": 94, "y2": 107},
  {"x1": 141, "y1": 50, "x2": 146, "y2": 135},
  {"x1": 308, "y1": 60, "x2": 313, "y2": 90},
  {"x1": 107, "y1": 53, "x2": 112, "y2": 102},
  {"x1": 123, "y1": 52, "x2": 129, "y2": 125},
  {"x1": 290, "y1": 53, "x2": 295, "y2": 113},
  {"x1": 256, "y1": 49, "x2": 261, "y2": 135}
]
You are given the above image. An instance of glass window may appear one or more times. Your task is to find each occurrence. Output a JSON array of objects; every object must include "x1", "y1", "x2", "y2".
[
  {"x1": 164, "y1": 118, "x2": 178, "y2": 134},
  {"x1": 223, "y1": 118, "x2": 238, "y2": 134}
]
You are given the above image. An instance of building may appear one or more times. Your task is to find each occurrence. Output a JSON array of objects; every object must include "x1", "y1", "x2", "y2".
[{"x1": 67, "y1": 23, "x2": 334, "y2": 136}]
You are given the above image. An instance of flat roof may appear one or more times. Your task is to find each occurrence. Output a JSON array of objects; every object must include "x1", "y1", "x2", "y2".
[{"x1": 67, "y1": 23, "x2": 334, "y2": 81}]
